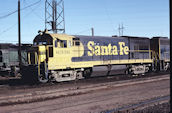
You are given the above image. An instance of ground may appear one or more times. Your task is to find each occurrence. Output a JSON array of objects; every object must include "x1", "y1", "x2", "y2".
[{"x1": 0, "y1": 75, "x2": 169, "y2": 113}]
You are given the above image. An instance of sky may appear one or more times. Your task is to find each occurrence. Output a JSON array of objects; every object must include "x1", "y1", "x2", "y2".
[{"x1": 0, "y1": 0, "x2": 169, "y2": 44}]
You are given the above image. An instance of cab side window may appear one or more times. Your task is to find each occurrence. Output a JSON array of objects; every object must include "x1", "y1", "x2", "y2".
[
  {"x1": 59, "y1": 40, "x2": 67, "y2": 48},
  {"x1": 73, "y1": 38, "x2": 80, "y2": 46},
  {"x1": 63, "y1": 40, "x2": 67, "y2": 48},
  {"x1": 55, "y1": 39, "x2": 67, "y2": 48}
]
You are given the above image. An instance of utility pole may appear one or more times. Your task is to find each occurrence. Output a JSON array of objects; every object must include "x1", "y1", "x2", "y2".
[
  {"x1": 18, "y1": 0, "x2": 22, "y2": 70},
  {"x1": 91, "y1": 28, "x2": 94, "y2": 36},
  {"x1": 170, "y1": 0, "x2": 172, "y2": 112},
  {"x1": 45, "y1": 0, "x2": 65, "y2": 33},
  {"x1": 121, "y1": 23, "x2": 124, "y2": 36},
  {"x1": 118, "y1": 24, "x2": 121, "y2": 36}
]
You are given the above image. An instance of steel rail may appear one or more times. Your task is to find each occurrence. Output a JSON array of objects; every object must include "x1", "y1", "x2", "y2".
[{"x1": 104, "y1": 95, "x2": 170, "y2": 113}]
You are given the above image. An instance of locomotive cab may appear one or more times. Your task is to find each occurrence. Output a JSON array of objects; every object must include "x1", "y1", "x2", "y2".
[
  {"x1": 33, "y1": 32, "x2": 53, "y2": 64},
  {"x1": 23, "y1": 30, "x2": 80, "y2": 83},
  {"x1": 21, "y1": 31, "x2": 54, "y2": 83}
]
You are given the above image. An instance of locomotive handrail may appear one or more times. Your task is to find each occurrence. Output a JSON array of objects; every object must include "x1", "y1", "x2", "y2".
[
  {"x1": 38, "y1": 52, "x2": 41, "y2": 76},
  {"x1": 28, "y1": 53, "x2": 31, "y2": 65},
  {"x1": 164, "y1": 52, "x2": 170, "y2": 53},
  {"x1": 128, "y1": 50, "x2": 151, "y2": 52},
  {"x1": 35, "y1": 52, "x2": 38, "y2": 65},
  {"x1": 46, "y1": 45, "x2": 49, "y2": 61}
]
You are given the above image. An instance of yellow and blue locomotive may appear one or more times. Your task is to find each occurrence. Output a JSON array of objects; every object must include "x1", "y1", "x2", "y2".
[{"x1": 21, "y1": 30, "x2": 170, "y2": 82}]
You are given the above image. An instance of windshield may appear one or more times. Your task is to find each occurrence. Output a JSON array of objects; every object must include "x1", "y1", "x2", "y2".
[
  {"x1": 33, "y1": 34, "x2": 53, "y2": 46},
  {"x1": 34, "y1": 41, "x2": 48, "y2": 45}
]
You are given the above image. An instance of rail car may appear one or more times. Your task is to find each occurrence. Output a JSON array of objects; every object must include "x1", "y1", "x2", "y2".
[
  {"x1": 0, "y1": 43, "x2": 31, "y2": 76},
  {"x1": 21, "y1": 30, "x2": 170, "y2": 83}
]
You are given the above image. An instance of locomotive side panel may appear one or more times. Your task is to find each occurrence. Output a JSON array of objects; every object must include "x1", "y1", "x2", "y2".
[
  {"x1": 71, "y1": 36, "x2": 152, "y2": 67},
  {"x1": 45, "y1": 34, "x2": 153, "y2": 70},
  {"x1": 24, "y1": 32, "x2": 154, "y2": 82},
  {"x1": 128, "y1": 37, "x2": 150, "y2": 60},
  {"x1": 72, "y1": 36, "x2": 129, "y2": 62}
]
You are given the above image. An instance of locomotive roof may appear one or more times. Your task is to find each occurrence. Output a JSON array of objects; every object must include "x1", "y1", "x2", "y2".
[
  {"x1": 49, "y1": 33, "x2": 74, "y2": 40},
  {"x1": 36, "y1": 31, "x2": 74, "y2": 41},
  {"x1": 37, "y1": 30, "x2": 152, "y2": 40},
  {"x1": 73, "y1": 35, "x2": 126, "y2": 39},
  {"x1": 152, "y1": 36, "x2": 168, "y2": 38},
  {"x1": 121, "y1": 36, "x2": 150, "y2": 39},
  {"x1": 35, "y1": 30, "x2": 75, "y2": 41},
  {"x1": 73, "y1": 35, "x2": 151, "y2": 41},
  {"x1": 37, "y1": 30, "x2": 151, "y2": 41},
  {"x1": 152, "y1": 37, "x2": 169, "y2": 40}
]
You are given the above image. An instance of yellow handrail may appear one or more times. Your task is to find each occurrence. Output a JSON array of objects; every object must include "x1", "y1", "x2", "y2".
[{"x1": 28, "y1": 53, "x2": 31, "y2": 65}]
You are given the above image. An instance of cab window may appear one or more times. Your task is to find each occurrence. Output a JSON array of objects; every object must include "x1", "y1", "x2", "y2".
[
  {"x1": 62, "y1": 40, "x2": 67, "y2": 48},
  {"x1": 55, "y1": 39, "x2": 67, "y2": 48},
  {"x1": 33, "y1": 34, "x2": 53, "y2": 46},
  {"x1": 73, "y1": 38, "x2": 80, "y2": 46}
]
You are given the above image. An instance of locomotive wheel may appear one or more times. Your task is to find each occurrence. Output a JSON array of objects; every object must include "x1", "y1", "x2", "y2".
[{"x1": 84, "y1": 68, "x2": 92, "y2": 79}]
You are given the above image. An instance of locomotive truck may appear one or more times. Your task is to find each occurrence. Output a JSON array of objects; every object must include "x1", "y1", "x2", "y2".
[{"x1": 21, "y1": 30, "x2": 170, "y2": 83}]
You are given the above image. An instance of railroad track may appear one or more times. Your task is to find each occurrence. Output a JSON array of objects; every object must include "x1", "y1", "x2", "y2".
[
  {"x1": 103, "y1": 95, "x2": 170, "y2": 113},
  {"x1": 0, "y1": 71, "x2": 169, "y2": 89},
  {"x1": 0, "y1": 74, "x2": 169, "y2": 107}
]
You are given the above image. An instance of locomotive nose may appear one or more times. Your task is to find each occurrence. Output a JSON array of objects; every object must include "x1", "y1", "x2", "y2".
[
  {"x1": 38, "y1": 46, "x2": 47, "y2": 63},
  {"x1": 27, "y1": 45, "x2": 47, "y2": 65}
]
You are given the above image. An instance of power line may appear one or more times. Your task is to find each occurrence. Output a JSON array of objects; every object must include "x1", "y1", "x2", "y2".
[
  {"x1": 0, "y1": 0, "x2": 43, "y2": 36},
  {"x1": 0, "y1": 0, "x2": 42, "y2": 20},
  {"x1": 0, "y1": 10, "x2": 18, "y2": 20},
  {"x1": 24, "y1": 0, "x2": 44, "y2": 21},
  {"x1": 0, "y1": 3, "x2": 41, "y2": 35},
  {"x1": 0, "y1": 23, "x2": 18, "y2": 35}
]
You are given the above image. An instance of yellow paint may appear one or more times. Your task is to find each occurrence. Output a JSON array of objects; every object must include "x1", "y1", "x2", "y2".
[
  {"x1": 87, "y1": 41, "x2": 94, "y2": 56},
  {"x1": 28, "y1": 53, "x2": 31, "y2": 65},
  {"x1": 38, "y1": 46, "x2": 46, "y2": 62},
  {"x1": 118, "y1": 42, "x2": 129, "y2": 55},
  {"x1": 35, "y1": 52, "x2": 38, "y2": 65},
  {"x1": 48, "y1": 59, "x2": 153, "y2": 70},
  {"x1": 112, "y1": 46, "x2": 118, "y2": 55}
]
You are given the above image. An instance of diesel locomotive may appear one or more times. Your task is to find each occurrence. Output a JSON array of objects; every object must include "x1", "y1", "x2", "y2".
[{"x1": 21, "y1": 30, "x2": 170, "y2": 83}]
